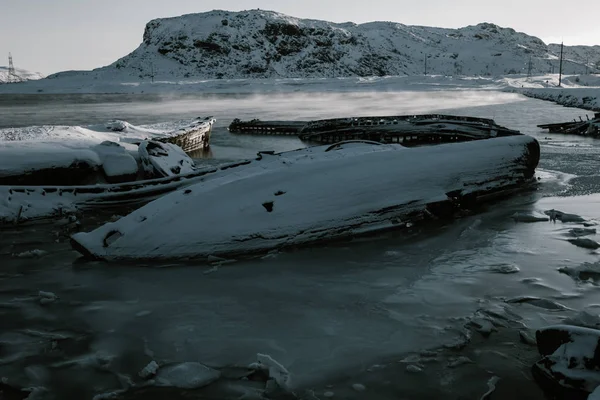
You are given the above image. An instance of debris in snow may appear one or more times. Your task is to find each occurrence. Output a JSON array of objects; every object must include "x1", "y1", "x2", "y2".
[
  {"x1": 38, "y1": 291, "x2": 58, "y2": 305},
  {"x1": 13, "y1": 249, "x2": 48, "y2": 258},
  {"x1": 351, "y1": 383, "x2": 366, "y2": 392},
  {"x1": 154, "y1": 362, "x2": 220, "y2": 389},
  {"x1": 139, "y1": 360, "x2": 159, "y2": 379}
]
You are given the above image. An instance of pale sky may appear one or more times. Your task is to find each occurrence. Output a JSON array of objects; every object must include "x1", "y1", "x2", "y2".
[{"x1": 2, "y1": 0, "x2": 599, "y2": 75}]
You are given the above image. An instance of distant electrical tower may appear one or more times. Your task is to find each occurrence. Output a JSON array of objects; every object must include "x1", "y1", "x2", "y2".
[{"x1": 8, "y1": 53, "x2": 16, "y2": 80}]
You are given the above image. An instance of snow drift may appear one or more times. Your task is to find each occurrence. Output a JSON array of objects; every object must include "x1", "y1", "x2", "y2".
[{"x1": 70, "y1": 135, "x2": 540, "y2": 261}]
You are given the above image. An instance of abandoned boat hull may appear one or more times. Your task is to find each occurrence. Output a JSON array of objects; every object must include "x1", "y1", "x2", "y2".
[
  {"x1": 228, "y1": 114, "x2": 521, "y2": 145},
  {"x1": 155, "y1": 117, "x2": 214, "y2": 152},
  {"x1": 70, "y1": 135, "x2": 540, "y2": 262},
  {"x1": 538, "y1": 112, "x2": 600, "y2": 137}
]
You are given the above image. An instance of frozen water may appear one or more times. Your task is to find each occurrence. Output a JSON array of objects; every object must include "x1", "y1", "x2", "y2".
[{"x1": 1, "y1": 88, "x2": 600, "y2": 399}]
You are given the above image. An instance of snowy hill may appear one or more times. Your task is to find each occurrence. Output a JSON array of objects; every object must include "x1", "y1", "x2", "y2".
[
  {"x1": 43, "y1": 9, "x2": 597, "y2": 81},
  {"x1": 0, "y1": 66, "x2": 45, "y2": 83},
  {"x1": 547, "y1": 44, "x2": 600, "y2": 74}
]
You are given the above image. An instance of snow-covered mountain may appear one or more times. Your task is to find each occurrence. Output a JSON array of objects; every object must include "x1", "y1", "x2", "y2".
[
  {"x1": 0, "y1": 66, "x2": 45, "y2": 83},
  {"x1": 40, "y1": 9, "x2": 600, "y2": 81}
]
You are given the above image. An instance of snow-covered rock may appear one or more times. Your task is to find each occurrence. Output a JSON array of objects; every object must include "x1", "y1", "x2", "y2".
[{"x1": 70, "y1": 134, "x2": 540, "y2": 261}]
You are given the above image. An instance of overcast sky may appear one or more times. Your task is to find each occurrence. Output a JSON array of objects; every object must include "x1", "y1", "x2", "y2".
[{"x1": 2, "y1": 0, "x2": 599, "y2": 75}]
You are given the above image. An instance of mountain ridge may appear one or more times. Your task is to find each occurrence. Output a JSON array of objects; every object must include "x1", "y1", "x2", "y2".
[{"x1": 36, "y1": 9, "x2": 600, "y2": 81}]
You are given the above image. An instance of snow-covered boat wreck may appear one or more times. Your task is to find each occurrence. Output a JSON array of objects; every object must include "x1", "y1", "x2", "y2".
[
  {"x1": 538, "y1": 112, "x2": 600, "y2": 137},
  {"x1": 70, "y1": 131, "x2": 541, "y2": 262},
  {"x1": 0, "y1": 117, "x2": 215, "y2": 223},
  {"x1": 229, "y1": 114, "x2": 520, "y2": 145}
]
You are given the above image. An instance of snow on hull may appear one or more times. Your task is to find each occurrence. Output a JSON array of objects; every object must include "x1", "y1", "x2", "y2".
[
  {"x1": 138, "y1": 141, "x2": 196, "y2": 178},
  {"x1": 70, "y1": 135, "x2": 540, "y2": 261},
  {"x1": 0, "y1": 142, "x2": 103, "y2": 185},
  {"x1": 0, "y1": 165, "x2": 224, "y2": 224},
  {"x1": 0, "y1": 117, "x2": 213, "y2": 153}
]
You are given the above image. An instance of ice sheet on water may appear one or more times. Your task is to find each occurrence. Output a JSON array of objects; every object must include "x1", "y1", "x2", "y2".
[
  {"x1": 568, "y1": 237, "x2": 600, "y2": 250},
  {"x1": 559, "y1": 262, "x2": 600, "y2": 283},
  {"x1": 511, "y1": 211, "x2": 549, "y2": 223},
  {"x1": 154, "y1": 362, "x2": 221, "y2": 389}
]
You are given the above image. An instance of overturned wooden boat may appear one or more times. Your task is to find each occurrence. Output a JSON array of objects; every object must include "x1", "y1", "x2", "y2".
[
  {"x1": 70, "y1": 134, "x2": 540, "y2": 262},
  {"x1": 229, "y1": 114, "x2": 521, "y2": 145},
  {"x1": 538, "y1": 112, "x2": 600, "y2": 137}
]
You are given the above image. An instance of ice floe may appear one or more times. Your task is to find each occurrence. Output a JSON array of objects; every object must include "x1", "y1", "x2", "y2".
[
  {"x1": 153, "y1": 362, "x2": 221, "y2": 389},
  {"x1": 512, "y1": 211, "x2": 549, "y2": 222}
]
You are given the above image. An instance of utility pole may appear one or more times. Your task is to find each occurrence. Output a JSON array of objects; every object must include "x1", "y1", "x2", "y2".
[
  {"x1": 424, "y1": 55, "x2": 427, "y2": 75},
  {"x1": 527, "y1": 55, "x2": 532, "y2": 80},
  {"x1": 150, "y1": 62, "x2": 154, "y2": 83},
  {"x1": 585, "y1": 57, "x2": 589, "y2": 75},
  {"x1": 558, "y1": 41, "x2": 564, "y2": 87}
]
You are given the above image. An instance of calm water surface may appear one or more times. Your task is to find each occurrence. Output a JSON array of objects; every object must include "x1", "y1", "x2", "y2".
[{"x1": 1, "y1": 90, "x2": 599, "y2": 399}]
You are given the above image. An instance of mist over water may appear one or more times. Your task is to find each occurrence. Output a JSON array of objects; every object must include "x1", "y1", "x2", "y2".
[
  {"x1": 1, "y1": 89, "x2": 600, "y2": 398},
  {"x1": 0, "y1": 90, "x2": 524, "y2": 129}
]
